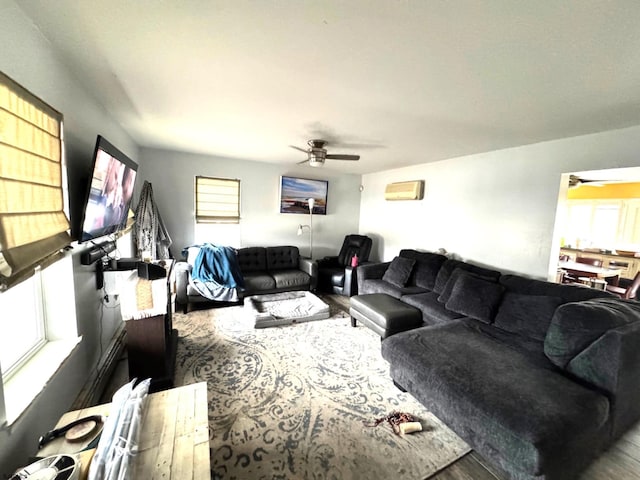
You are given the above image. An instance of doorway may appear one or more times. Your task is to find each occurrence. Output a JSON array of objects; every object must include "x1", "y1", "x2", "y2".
[{"x1": 548, "y1": 167, "x2": 640, "y2": 281}]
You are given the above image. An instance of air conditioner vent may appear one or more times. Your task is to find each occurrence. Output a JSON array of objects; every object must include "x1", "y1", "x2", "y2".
[{"x1": 384, "y1": 180, "x2": 424, "y2": 201}]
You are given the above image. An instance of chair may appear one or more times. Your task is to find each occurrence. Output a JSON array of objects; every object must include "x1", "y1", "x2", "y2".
[
  {"x1": 576, "y1": 256, "x2": 603, "y2": 267},
  {"x1": 606, "y1": 272, "x2": 640, "y2": 300},
  {"x1": 317, "y1": 234, "x2": 372, "y2": 296}
]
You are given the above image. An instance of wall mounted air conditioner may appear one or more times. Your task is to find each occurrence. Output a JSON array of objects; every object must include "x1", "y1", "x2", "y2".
[{"x1": 384, "y1": 180, "x2": 425, "y2": 201}]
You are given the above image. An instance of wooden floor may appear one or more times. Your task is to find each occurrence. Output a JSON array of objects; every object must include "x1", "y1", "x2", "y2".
[{"x1": 100, "y1": 294, "x2": 640, "y2": 479}]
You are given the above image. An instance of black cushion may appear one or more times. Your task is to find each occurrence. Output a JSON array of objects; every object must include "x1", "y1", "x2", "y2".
[
  {"x1": 438, "y1": 268, "x2": 495, "y2": 304},
  {"x1": 266, "y1": 246, "x2": 300, "y2": 270},
  {"x1": 433, "y1": 259, "x2": 501, "y2": 295},
  {"x1": 445, "y1": 273, "x2": 505, "y2": 323},
  {"x1": 402, "y1": 291, "x2": 465, "y2": 325},
  {"x1": 237, "y1": 247, "x2": 267, "y2": 273},
  {"x1": 399, "y1": 249, "x2": 447, "y2": 290},
  {"x1": 499, "y1": 274, "x2": 613, "y2": 302},
  {"x1": 494, "y1": 293, "x2": 564, "y2": 342},
  {"x1": 382, "y1": 256, "x2": 416, "y2": 288}
]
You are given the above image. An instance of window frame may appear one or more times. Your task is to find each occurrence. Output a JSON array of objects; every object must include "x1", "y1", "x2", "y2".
[
  {"x1": 0, "y1": 269, "x2": 47, "y2": 380},
  {"x1": 194, "y1": 176, "x2": 241, "y2": 224}
]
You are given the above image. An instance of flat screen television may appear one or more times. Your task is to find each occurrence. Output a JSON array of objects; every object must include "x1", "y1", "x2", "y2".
[{"x1": 79, "y1": 135, "x2": 138, "y2": 243}]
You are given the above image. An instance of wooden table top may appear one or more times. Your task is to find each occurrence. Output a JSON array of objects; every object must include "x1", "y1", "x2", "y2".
[
  {"x1": 38, "y1": 382, "x2": 210, "y2": 479},
  {"x1": 558, "y1": 261, "x2": 622, "y2": 278}
]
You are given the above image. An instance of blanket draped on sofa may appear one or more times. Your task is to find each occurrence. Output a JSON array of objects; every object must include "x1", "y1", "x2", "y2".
[{"x1": 183, "y1": 244, "x2": 244, "y2": 302}]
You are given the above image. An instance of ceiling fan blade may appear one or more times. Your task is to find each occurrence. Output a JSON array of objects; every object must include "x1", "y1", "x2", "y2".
[
  {"x1": 326, "y1": 154, "x2": 360, "y2": 161},
  {"x1": 289, "y1": 145, "x2": 309, "y2": 153},
  {"x1": 297, "y1": 158, "x2": 310, "y2": 165}
]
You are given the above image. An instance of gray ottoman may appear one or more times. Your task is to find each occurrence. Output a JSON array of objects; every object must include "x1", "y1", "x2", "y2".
[{"x1": 350, "y1": 293, "x2": 422, "y2": 339}]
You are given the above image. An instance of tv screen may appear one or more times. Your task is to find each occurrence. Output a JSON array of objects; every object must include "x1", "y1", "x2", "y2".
[{"x1": 79, "y1": 135, "x2": 138, "y2": 243}]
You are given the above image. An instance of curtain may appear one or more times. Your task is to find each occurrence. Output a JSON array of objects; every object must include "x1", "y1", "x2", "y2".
[
  {"x1": 133, "y1": 181, "x2": 172, "y2": 260},
  {"x1": 0, "y1": 72, "x2": 71, "y2": 290}
]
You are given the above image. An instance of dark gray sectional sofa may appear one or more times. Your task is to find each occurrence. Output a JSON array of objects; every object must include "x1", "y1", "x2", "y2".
[
  {"x1": 176, "y1": 245, "x2": 316, "y2": 312},
  {"x1": 357, "y1": 249, "x2": 640, "y2": 480}
]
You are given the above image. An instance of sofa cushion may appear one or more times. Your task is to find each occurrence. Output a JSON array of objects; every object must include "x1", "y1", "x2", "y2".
[
  {"x1": 270, "y1": 269, "x2": 310, "y2": 290},
  {"x1": 499, "y1": 274, "x2": 613, "y2": 302},
  {"x1": 445, "y1": 273, "x2": 505, "y2": 324},
  {"x1": 243, "y1": 272, "x2": 276, "y2": 292},
  {"x1": 382, "y1": 256, "x2": 416, "y2": 288},
  {"x1": 437, "y1": 267, "x2": 496, "y2": 304},
  {"x1": 361, "y1": 279, "x2": 426, "y2": 299},
  {"x1": 494, "y1": 293, "x2": 564, "y2": 342},
  {"x1": 399, "y1": 249, "x2": 447, "y2": 290},
  {"x1": 237, "y1": 247, "x2": 267, "y2": 273},
  {"x1": 402, "y1": 291, "x2": 464, "y2": 325},
  {"x1": 433, "y1": 259, "x2": 501, "y2": 295},
  {"x1": 544, "y1": 297, "x2": 640, "y2": 369},
  {"x1": 381, "y1": 321, "x2": 610, "y2": 478},
  {"x1": 266, "y1": 246, "x2": 300, "y2": 271}
]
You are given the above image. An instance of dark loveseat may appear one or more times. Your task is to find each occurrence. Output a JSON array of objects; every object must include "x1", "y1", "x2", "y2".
[
  {"x1": 176, "y1": 245, "x2": 316, "y2": 312},
  {"x1": 357, "y1": 249, "x2": 640, "y2": 480}
]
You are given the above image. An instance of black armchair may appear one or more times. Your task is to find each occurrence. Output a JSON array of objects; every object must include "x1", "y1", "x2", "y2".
[{"x1": 317, "y1": 234, "x2": 373, "y2": 296}]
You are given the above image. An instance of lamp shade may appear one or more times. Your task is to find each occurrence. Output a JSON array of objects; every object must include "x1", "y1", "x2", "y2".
[{"x1": 308, "y1": 198, "x2": 315, "y2": 210}]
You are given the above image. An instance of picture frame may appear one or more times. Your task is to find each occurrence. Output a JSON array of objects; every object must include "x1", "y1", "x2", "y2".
[{"x1": 279, "y1": 176, "x2": 328, "y2": 215}]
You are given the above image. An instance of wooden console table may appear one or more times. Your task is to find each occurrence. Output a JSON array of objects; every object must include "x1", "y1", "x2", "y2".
[
  {"x1": 38, "y1": 382, "x2": 210, "y2": 479},
  {"x1": 120, "y1": 260, "x2": 178, "y2": 391}
]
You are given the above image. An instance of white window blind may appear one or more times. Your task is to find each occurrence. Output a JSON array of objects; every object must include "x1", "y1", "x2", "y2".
[
  {"x1": 195, "y1": 176, "x2": 240, "y2": 224},
  {"x1": 0, "y1": 72, "x2": 71, "y2": 290}
]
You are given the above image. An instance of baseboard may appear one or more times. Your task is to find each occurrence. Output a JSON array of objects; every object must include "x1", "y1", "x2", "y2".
[{"x1": 70, "y1": 325, "x2": 126, "y2": 410}]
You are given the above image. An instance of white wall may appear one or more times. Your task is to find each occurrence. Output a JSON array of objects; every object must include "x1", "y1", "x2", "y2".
[
  {"x1": 0, "y1": 1, "x2": 138, "y2": 474},
  {"x1": 360, "y1": 125, "x2": 640, "y2": 279},
  {"x1": 137, "y1": 148, "x2": 362, "y2": 260}
]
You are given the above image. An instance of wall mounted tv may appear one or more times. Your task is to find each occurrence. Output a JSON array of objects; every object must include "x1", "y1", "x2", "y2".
[{"x1": 79, "y1": 135, "x2": 138, "y2": 243}]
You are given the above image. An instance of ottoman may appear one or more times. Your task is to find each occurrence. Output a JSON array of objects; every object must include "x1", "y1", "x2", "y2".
[{"x1": 350, "y1": 293, "x2": 422, "y2": 339}]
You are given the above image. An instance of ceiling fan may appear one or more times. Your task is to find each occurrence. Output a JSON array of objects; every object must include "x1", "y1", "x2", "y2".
[
  {"x1": 290, "y1": 139, "x2": 360, "y2": 167},
  {"x1": 568, "y1": 175, "x2": 607, "y2": 188},
  {"x1": 569, "y1": 175, "x2": 624, "y2": 188}
]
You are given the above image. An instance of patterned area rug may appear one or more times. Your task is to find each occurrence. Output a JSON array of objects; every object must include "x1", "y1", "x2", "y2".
[{"x1": 173, "y1": 298, "x2": 470, "y2": 479}]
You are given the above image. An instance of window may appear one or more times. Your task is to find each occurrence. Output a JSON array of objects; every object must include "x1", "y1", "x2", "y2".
[
  {"x1": 0, "y1": 271, "x2": 45, "y2": 379},
  {"x1": 563, "y1": 200, "x2": 622, "y2": 249},
  {"x1": 0, "y1": 72, "x2": 71, "y2": 291},
  {"x1": 194, "y1": 176, "x2": 241, "y2": 247},
  {"x1": 0, "y1": 73, "x2": 77, "y2": 426},
  {"x1": 195, "y1": 176, "x2": 240, "y2": 224}
]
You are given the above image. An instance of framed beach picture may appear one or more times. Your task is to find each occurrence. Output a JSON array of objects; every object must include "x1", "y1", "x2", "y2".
[{"x1": 279, "y1": 176, "x2": 328, "y2": 215}]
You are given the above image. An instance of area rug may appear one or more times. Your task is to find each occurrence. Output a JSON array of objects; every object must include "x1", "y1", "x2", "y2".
[{"x1": 173, "y1": 300, "x2": 470, "y2": 480}]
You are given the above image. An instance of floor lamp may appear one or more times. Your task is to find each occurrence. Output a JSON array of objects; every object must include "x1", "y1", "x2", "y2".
[{"x1": 297, "y1": 198, "x2": 314, "y2": 259}]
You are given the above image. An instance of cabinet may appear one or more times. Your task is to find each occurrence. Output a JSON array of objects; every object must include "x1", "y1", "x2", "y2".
[{"x1": 120, "y1": 260, "x2": 177, "y2": 391}]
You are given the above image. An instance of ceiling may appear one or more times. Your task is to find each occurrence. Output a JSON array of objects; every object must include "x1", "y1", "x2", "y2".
[{"x1": 17, "y1": 1, "x2": 640, "y2": 174}]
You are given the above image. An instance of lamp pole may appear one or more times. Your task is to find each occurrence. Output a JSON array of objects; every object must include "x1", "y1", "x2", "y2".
[{"x1": 307, "y1": 198, "x2": 315, "y2": 259}]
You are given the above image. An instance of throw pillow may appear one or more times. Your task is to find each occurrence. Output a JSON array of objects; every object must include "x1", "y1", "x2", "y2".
[
  {"x1": 382, "y1": 256, "x2": 416, "y2": 288},
  {"x1": 494, "y1": 293, "x2": 564, "y2": 342},
  {"x1": 437, "y1": 268, "x2": 495, "y2": 304},
  {"x1": 445, "y1": 273, "x2": 505, "y2": 323}
]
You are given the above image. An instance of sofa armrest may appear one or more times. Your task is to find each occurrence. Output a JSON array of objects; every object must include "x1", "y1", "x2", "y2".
[
  {"x1": 566, "y1": 320, "x2": 640, "y2": 440},
  {"x1": 356, "y1": 261, "x2": 390, "y2": 293},
  {"x1": 299, "y1": 257, "x2": 318, "y2": 290},
  {"x1": 175, "y1": 261, "x2": 192, "y2": 309},
  {"x1": 343, "y1": 266, "x2": 357, "y2": 297},
  {"x1": 545, "y1": 298, "x2": 640, "y2": 440}
]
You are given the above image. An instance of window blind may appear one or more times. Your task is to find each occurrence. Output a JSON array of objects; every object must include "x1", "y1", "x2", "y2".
[
  {"x1": 195, "y1": 176, "x2": 240, "y2": 224},
  {"x1": 0, "y1": 72, "x2": 71, "y2": 290}
]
